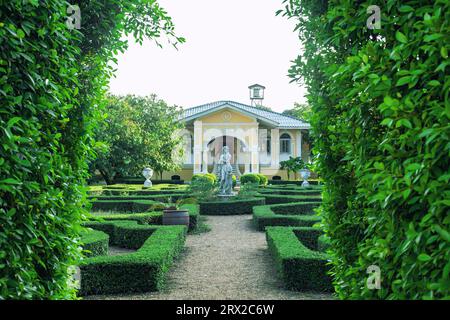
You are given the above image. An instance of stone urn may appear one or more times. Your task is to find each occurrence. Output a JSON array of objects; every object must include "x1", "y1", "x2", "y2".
[
  {"x1": 163, "y1": 207, "x2": 190, "y2": 229},
  {"x1": 299, "y1": 169, "x2": 311, "y2": 187},
  {"x1": 142, "y1": 167, "x2": 153, "y2": 187}
]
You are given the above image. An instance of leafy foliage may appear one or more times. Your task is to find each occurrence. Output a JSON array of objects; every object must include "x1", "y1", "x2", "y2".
[
  {"x1": 188, "y1": 176, "x2": 217, "y2": 202},
  {"x1": 240, "y1": 173, "x2": 261, "y2": 185},
  {"x1": 279, "y1": 156, "x2": 305, "y2": 180},
  {"x1": 282, "y1": 103, "x2": 312, "y2": 122},
  {"x1": 237, "y1": 182, "x2": 260, "y2": 199},
  {"x1": 90, "y1": 95, "x2": 184, "y2": 184},
  {"x1": 0, "y1": 0, "x2": 183, "y2": 299},
  {"x1": 282, "y1": 0, "x2": 450, "y2": 299}
]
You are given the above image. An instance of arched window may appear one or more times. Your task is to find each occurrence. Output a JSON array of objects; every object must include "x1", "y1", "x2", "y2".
[{"x1": 280, "y1": 133, "x2": 291, "y2": 154}]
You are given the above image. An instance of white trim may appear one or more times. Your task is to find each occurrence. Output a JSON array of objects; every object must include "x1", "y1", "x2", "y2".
[
  {"x1": 202, "y1": 122, "x2": 258, "y2": 126},
  {"x1": 183, "y1": 103, "x2": 279, "y2": 126}
]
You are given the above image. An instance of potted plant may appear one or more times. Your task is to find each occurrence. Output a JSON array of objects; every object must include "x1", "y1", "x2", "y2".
[{"x1": 161, "y1": 197, "x2": 197, "y2": 228}]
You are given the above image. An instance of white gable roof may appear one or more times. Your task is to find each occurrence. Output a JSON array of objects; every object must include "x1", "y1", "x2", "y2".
[{"x1": 182, "y1": 101, "x2": 310, "y2": 129}]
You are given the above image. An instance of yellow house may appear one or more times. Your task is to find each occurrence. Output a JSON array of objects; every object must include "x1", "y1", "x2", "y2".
[{"x1": 162, "y1": 86, "x2": 311, "y2": 181}]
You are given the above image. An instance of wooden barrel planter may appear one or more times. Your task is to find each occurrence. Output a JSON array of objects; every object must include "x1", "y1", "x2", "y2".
[{"x1": 162, "y1": 208, "x2": 190, "y2": 228}]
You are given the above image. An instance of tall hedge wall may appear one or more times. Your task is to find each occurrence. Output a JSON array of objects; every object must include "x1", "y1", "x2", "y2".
[
  {"x1": 0, "y1": 1, "x2": 85, "y2": 299},
  {"x1": 0, "y1": 0, "x2": 182, "y2": 299},
  {"x1": 282, "y1": 0, "x2": 449, "y2": 299}
]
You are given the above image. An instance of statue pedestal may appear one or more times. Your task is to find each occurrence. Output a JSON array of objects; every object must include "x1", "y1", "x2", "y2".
[
  {"x1": 216, "y1": 192, "x2": 237, "y2": 201},
  {"x1": 144, "y1": 179, "x2": 153, "y2": 187}
]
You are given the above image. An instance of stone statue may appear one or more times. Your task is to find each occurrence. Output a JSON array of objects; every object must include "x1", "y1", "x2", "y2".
[{"x1": 218, "y1": 146, "x2": 233, "y2": 195}]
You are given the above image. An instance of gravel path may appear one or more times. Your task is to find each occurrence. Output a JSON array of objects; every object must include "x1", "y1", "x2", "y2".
[{"x1": 86, "y1": 215, "x2": 332, "y2": 300}]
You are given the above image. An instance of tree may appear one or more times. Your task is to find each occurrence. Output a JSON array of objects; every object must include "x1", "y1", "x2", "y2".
[
  {"x1": 279, "y1": 156, "x2": 305, "y2": 180},
  {"x1": 91, "y1": 95, "x2": 184, "y2": 184},
  {"x1": 282, "y1": 103, "x2": 312, "y2": 122}
]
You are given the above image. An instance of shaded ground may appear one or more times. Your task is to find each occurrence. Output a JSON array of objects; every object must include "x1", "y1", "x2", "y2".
[
  {"x1": 86, "y1": 215, "x2": 333, "y2": 300},
  {"x1": 108, "y1": 246, "x2": 136, "y2": 256}
]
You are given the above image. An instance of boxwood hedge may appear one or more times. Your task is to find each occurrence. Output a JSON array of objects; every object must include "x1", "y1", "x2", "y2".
[
  {"x1": 266, "y1": 227, "x2": 332, "y2": 292},
  {"x1": 80, "y1": 230, "x2": 109, "y2": 258},
  {"x1": 90, "y1": 204, "x2": 199, "y2": 232},
  {"x1": 253, "y1": 202, "x2": 321, "y2": 231},
  {"x1": 199, "y1": 198, "x2": 265, "y2": 215},
  {"x1": 257, "y1": 188, "x2": 322, "y2": 196},
  {"x1": 257, "y1": 193, "x2": 322, "y2": 205},
  {"x1": 79, "y1": 221, "x2": 186, "y2": 295},
  {"x1": 90, "y1": 199, "x2": 159, "y2": 212},
  {"x1": 268, "y1": 180, "x2": 320, "y2": 186},
  {"x1": 113, "y1": 177, "x2": 184, "y2": 184}
]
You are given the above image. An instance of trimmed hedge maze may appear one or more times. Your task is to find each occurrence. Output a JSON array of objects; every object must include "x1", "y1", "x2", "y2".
[
  {"x1": 266, "y1": 226, "x2": 332, "y2": 292},
  {"x1": 91, "y1": 204, "x2": 199, "y2": 232},
  {"x1": 79, "y1": 220, "x2": 186, "y2": 295},
  {"x1": 253, "y1": 202, "x2": 321, "y2": 231},
  {"x1": 199, "y1": 198, "x2": 265, "y2": 215}
]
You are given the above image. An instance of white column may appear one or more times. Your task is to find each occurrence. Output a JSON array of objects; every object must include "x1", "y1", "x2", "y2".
[
  {"x1": 193, "y1": 120, "x2": 203, "y2": 174},
  {"x1": 202, "y1": 143, "x2": 208, "y2": 173},
  {"x1": 271, "y1": 129, "x2": 280, "y2": 169},
  {"x1": 250, "y1": 126, "x2": 259, "y2": 173},
  {"x1": 296, "y1": 130, "x2": 302, "y2": 159}
]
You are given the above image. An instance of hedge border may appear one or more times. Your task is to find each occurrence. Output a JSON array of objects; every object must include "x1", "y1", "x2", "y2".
[
  {"x1": 79, "y1": 220, "x2": 186, "y2": 295},
  {"x1": 266, "y1": 226, "x2": 332, "y2": 292},
  {"x1": 88, "y1": 189, "x2": 187, "y2": 196},
  {"x1": 80, "y1": 229, "x2": 109, "y2": 258},
  {"x1": 268, "y1": 180, "x2": 321, "y2": 185},
  {"x1": 257, "y1": 193, "x2": 322, "y2": 205},
  {"x1": 199, "y1": 197, "x2": 265, "y2": 215},
  {"x1": 90, "y1": 204, "x2": 199, "y2": 232},
  {"x1": 257, "y1": 188, "x2": 322, "y2": 196},
  {"x1": 89, "y1": 193, "x2": 186, "y2": 202},
  {"x1": 112, "y1": 178, "x2": 185, "y2": 185},
  {"x1": 253, "y1": 202, "x2": 321, "y2": 231}
]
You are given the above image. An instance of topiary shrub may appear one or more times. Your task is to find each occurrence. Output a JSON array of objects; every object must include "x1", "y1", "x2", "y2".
[
  {"x1": 199, "y1": 198, "x2": 265, "y2": 215},
  {"x1": 253, "y1": 202, "x2": 321, "y2": 231},
  {"x1": 258, "y1": 193, "x2": 322, "y2": 205},
  {"x1": 89, "y1": 204, "x2": 199, "y2": 232},
  {"x1": 266, "y1": 226, "x2": 332, "y2": 292},
  {"x1": 240, "y1": 173, "x2": 261, "y2": 185},
  {"x1": 80, "y1": 230, "x2": 109, "y2": 258},
  {"x1": 257, "y1": 174, "x2": 268, "y2": 186},
  {"x1": 79, "y1": 221, "x2": 186, "y2": 295},
  {"x1": 192, "y1": 173, "x2": 216, "y2": 185}
]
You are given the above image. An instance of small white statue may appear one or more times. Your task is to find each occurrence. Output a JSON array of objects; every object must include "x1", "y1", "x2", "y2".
[{"x1": 142, "y1": 167, "x2": 153, "y2": 187}]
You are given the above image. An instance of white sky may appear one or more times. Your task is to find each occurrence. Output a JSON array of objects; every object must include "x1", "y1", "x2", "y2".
[{"x1": 108, "y1": 0, "x2": 306, "y2": 113}]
